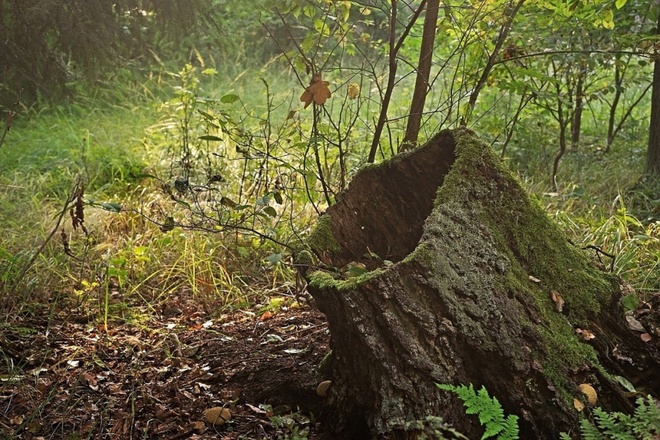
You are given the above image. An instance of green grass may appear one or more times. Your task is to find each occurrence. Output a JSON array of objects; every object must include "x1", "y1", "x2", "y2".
[{"x1": 0, "y1": 62, "x2": 658, "y2": 321}]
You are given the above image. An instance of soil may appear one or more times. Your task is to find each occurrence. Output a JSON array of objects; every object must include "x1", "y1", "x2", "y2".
[{"x1": 0, "y1": 296, "x2": 330, "y2": 439}]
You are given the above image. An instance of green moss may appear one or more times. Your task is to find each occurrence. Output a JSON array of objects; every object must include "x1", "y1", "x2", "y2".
[
  {"x1": 293, "y1": 248, "x2": 317, "y2": 267},
  {"x1": 308, "y1": 268, "x2": 386, "y2": 291},
  {"x1": 317, "y1": 350, "x2": 333, "y2": 378},
  {"x1": 425, "y1": 129, "x2": 619, "y2": 408},
  {"x1": 307, "y1": 214, "x2": 341, "y2": 254}
]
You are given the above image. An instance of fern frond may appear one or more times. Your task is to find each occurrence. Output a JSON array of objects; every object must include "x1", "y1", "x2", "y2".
[{"x1": 437, "y1": 383, "x2": 519, "y2": 440}]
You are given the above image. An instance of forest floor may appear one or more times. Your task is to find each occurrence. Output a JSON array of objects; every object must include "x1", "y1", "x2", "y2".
[{"x1": 0, "y1": 294, "x2": 330, "y2": 439}]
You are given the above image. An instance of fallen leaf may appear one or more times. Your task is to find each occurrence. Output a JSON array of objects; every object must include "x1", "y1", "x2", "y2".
[
  {"x1": 300, "y1": 74, "x2": 331, "y2": 108},
  {"x1": 316, "y1": 380, "x2": 332, "y2": 397},
  {"x1": 528, "y1": 275, "x2": 541, "y2": 283},
  {"x1": 81, "y1": 372, "x2": 98, "y2": 391},
  {"x1": 260, "y1": 311, "x2": 274, "y2": 321},
  {"x1": 575, "y1": 328, "x2": 596, "y2": 340},
  {"x1": 641, "y1": 333, "x2": 652, "y2": 342},
  {"x1": 193, "y1": 420, "x2": 206, "y2": 434},
  {"x1": 550, "y1": 290, "x2": 564, "y2": 313},
  {"x1": 246, "y1": 403, "x2": 269, "y2": 415},
  {"x1": 578, "y1": 383, "x2": 598, "y2": 405},
  {"x1": 625, "y1": 315, "x2": 646, "y2": 332},
  {"x1": 204, "y1": 407, "x2": 231, "y2": 426},
  {"x1": 612, "y1": 375, "x2": 636, "y2": 393},
  {"x1": 573, "y1": 398, "x2": 585, "y2": 412}
]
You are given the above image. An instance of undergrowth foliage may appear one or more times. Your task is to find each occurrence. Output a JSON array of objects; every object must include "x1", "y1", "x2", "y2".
[
  {"x1": 557, "y1": 395, "x2": 660, "y2": 440},
  {"x1": 437, "y1": 383, "x2": 519, "y2": 440}
]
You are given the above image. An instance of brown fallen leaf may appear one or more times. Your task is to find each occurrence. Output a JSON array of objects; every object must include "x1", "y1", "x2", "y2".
[
  {"x1": 641, "y1": 333, "x2": 652, "y2": 342},
  {"x1": 573, "y1": 398, "x2": 585, "y2": 412},
  {"x1": 578, "y1": 383, "x2": 598, "y2": 405},
  {"x1": 81, "y1": 371, "x2": 98, "y2": 391},
  {"x1": 300, "y1": 74, "x2": 331, "y2": 108},
  {"x1": 316, "y1": 380, "x2": 332, "y2": 397},
  {"x1": 625, "y1": 315, "x2": 646, "y2": 332},
  {"x1": 550, "y1": 290, "x2": 564, "y2": 313},
  {"x1": 204, "y1": 406, "x2": 231, "y2": 426},
  {"x1": 575, "y1": 328, "x2": 596, "y2": 341}
]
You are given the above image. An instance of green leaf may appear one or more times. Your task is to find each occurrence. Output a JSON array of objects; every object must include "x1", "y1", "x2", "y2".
[
  {"x1": 611, "y1": 375, "x2": 636, "y2": 393},
  {"x1": 198, "y1": 135, "x2": 223, "y2": 141},
  {"x1": 273, "y1": 191, "x2": 283, "y2": 204},
  {"x1": 100, "y1": 202, "x2": 122, "y2": 213},
  {"x1": 221, "y1": 94, "x2": 240, "y2": 104},
  {"x1": 263, "y1": 206, "x2": 277, "y2": 217},
  {"x1": 220, "y1": 197, "x2": 238, "y2": 208},
  {"x1": 621, "y1": 294, "x2": 639, "y2": 312},
  {"x1": 160, "y1": 216, "x2": 175, "y2": 232},
  {"x1": 197, "y1": 109, "x2": 216, "y2": 122},
  {"x1": 615, "y1": 0, "x2": 626, "y2": 9}
]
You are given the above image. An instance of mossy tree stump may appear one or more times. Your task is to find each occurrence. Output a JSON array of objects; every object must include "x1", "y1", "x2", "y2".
[{"x1": 301, "y1": 128, "x2": 660, "y2": 439}]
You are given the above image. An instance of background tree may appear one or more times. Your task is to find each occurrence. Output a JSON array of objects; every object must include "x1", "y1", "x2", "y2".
[
  {"x1": 0, "y1": 0, "x2": 214, "y2": 106},
  {"x1": 646, "y1": 6, "x2": 660, "y2": 176}
]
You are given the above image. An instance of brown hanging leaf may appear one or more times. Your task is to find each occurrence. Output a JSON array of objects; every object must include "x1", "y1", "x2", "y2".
[
  {"x1": 300, "y1": 74, "x2": 331, "y2": 108},
  {"x1": 347, "y1": 82, "x2": 360, "y2": 99}
]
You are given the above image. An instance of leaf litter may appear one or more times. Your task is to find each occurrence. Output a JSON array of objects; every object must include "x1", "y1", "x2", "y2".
[{"x1": 0, "y1": 297, "x2": 329, "y2": 439}]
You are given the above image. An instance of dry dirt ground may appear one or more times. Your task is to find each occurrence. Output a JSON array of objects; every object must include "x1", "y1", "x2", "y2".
[{"x1": 0, "y1": 297, "x2": 330, "y2": 439}]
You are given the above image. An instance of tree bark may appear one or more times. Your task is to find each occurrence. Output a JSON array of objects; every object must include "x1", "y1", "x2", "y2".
[
  {"x1": 400, "y1": 0, "x2": 439, "y2": 152},
  {"x1": 571, "y1": 68, "x2": 585, "y2": 150},
  {"x1": 646, "y1": 11, "x2": 660, "y2": 175},
  {"x1": 302, "y1": 128, "x2": 660, "y2": 439}
]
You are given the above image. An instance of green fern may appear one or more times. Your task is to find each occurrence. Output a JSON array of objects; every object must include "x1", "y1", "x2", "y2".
[
  {"x1": 437, "y1": 383, "x2": 519, "y2": 440},
  {"x1": 578, "y1": 395, "x2": 660, "y2": 440}
]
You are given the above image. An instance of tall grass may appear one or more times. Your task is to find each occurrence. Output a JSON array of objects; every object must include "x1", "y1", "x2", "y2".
[{"x1": 1, "y1": 61, "x2": 658, "y2": 322}]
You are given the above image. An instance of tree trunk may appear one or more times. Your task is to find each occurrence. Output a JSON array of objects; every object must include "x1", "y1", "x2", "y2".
[
  {"x1": 301, "y1": 128, "x2": 660, "y2": 439},
  {"x1": 646, "y1": 11, "x2": 660, "y2": 175},
  {"x1": 571, "y1": 69, "x2": 585, "y2": 151},
  {"x1": 401, "y1": 0, "x2": 439, "y2": 152}
]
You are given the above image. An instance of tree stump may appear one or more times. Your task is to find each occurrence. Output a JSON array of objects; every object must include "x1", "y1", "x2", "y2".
[{"x1": 301, "y1": 128, "x2": 660, "y2": 439}]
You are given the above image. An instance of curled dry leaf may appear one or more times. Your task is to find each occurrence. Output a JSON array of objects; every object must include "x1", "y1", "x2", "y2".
[
  {"x1": 550, "y1": 290, "x2": 565, "y2": 313},
  {"x1": 578, "y1": 383, "x2": 598, "y2": 405},
  {"x1": 641, "y1": 333, "x2": 652, "y2": 342},
  {"x1": 625, "y1": 315, "x2": 646, "y2": 332},
  {"x1": 300, "y1": 74, "x2": 331, "y2": 108},
  {"x1": 204, "y1": 406, "x2": 231, "y2": 426},
  {"x1": 81, "y1": 371, "x2": 98, "y2": 391},
  {"x1": 528, "y1": 275, "x2": 541, "y2": 283}
]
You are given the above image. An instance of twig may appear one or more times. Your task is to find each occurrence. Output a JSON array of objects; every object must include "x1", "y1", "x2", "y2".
[
  {"x1": 0, "y1": 93, "x2": 21, "y2": 150},
  {"x1": 582, "y1": 245, "x2": 616, "y2": 272},
  {"x1": 14, "y1": 181, "x2": 81, "y2": 304}
]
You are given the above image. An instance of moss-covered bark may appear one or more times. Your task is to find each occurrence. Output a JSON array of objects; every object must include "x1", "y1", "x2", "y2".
[{"x1": 304, "y1": 128, "x2": 659, "y2": 439}]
